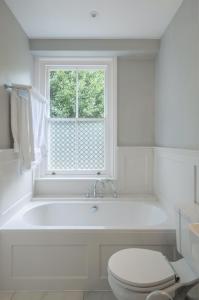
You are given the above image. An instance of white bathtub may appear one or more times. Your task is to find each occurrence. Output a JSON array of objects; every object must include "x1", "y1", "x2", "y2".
[
  {"x1": 0, "y1": 197, "x2": 177, "y2": 291},
  {"x1": 4, "y1": 198, "x2": 169, "y2": 229}
]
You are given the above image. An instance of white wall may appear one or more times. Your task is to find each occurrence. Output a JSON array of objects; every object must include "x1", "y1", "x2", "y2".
[
  {"x1": 37, "y1": 55, "x2": 156, "y2": 147},
  {"x1": 30, "y1": 39, "x2": 160, "y2": 55},
  {"x1": 118, "y1": 58, "x2": 155, "y2": 146},
  {"x1": 154, "y1": 1, "x2": 199, "y2": 221},
  {"x1": 0, "y1": 0, "x2": 33, "y2": 149},
  {"x1": 155, "y1": 0, "x2": 199, "y2": 149},
  {"x1": 0, "y1": 0, "x2": 33, "y2": 224},
  {"x1": 30, "y1": 38, "x2": 157, "y2": 147}
]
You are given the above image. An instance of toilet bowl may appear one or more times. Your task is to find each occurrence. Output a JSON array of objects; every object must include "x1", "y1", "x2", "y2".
[
  {"x1": 108, "y1": 248, "x2": 198, "y2": 300},
  {"x1": 108, "y1": 208, "x2": 199, "y2": 300}
]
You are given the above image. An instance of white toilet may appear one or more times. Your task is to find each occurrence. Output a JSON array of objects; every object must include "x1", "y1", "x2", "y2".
[{"x1": 108, "y1": 208, "x2": 199, "y2": 300}]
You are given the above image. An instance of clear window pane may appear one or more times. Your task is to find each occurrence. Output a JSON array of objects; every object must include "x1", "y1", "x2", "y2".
[
  {"x1": 78, "y1": 70, "x2": 105, "y2": 118},
  {"x1": 50, "y1": 70, "x2": 76, "y2": 118}
]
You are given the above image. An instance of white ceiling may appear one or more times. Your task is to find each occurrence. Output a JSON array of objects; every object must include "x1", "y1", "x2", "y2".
[{"x1": 5, "y1": 0, "x2": 183, "y2": 39}]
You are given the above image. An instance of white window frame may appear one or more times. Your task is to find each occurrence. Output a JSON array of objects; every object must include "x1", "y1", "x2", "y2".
[{"x1": 34, "y1": 57, "x2": 117, "y2": 179}]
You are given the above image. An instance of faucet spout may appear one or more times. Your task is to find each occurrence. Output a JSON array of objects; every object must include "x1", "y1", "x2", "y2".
[
  {"x1": 105, "y1": 179, "x2": 118, "y2": 198},
  {"x1": 93, "y1": 179, "x2": 105, "y2": 198},
  {"x1": 87, "y1": 179, "x2": 118, "y2": 198}
]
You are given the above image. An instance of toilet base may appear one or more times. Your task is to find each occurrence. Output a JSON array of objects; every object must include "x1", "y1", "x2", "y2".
[{"x1": 109, "y1": 273, "x2": 199, "y2": 300}]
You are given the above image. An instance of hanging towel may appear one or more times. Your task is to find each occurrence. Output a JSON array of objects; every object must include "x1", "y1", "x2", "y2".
[
  {"x1": 11, "y1": 86, "x2": 47, "y2": 170},
  {"x1": 11, "y1": 88, "x2": 35, "y2": 170},
  {"x1": 31, "y1": 88, "x2": 47, "y2": 164}
]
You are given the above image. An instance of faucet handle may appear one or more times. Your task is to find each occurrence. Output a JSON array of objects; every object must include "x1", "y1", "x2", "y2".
[
  {"x1": 113, "y1": 191, "x2": 118, "y2": 198},
  {"x1": 86, "y1": 184, "x2": 94, "y2": 198},
  {"x1": 86, "y1": 179, "x2": 118, "y2": 198}
]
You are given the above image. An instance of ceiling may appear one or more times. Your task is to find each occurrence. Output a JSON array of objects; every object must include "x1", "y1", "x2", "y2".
[{"x1": 5, "y1": 0, "x2": 183, "y2": 39}]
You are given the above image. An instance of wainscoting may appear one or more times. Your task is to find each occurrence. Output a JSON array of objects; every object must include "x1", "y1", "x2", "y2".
[
  {"x1": 34, "y1": 147, "x2": 154, "y2": 197},
  {"x1": 117, "y1": 147, "x2": 153, "y2": 195},
  {"x1": 2, "y1": 146, "x2": 199, "y2": 221},
  {"x1": 0, "y1": 150, "x2": 33, "y2": 225},
  {"x1": 2, "y1": 146, "x2": 199, "y2": 220},
  {"x1": 154, "y1": 147, "x2": 199, "y2": 219}
]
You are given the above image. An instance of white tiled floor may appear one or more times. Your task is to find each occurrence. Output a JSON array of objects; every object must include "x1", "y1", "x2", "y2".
[
  {"x1": 1, "y1": 289, "x2": 199, "y2": 300},
  {"x1": 0, "y1": 291, "x2": 116, "y2": 300},
  {"x1": 83, "y1": 292, "x2": 116, "y2": 300},
  {"x1": 187, "y1": 284, "x2": 199, "y2": 300}
]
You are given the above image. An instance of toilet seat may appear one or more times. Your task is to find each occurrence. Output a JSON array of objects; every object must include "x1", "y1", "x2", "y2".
[{"x1": 108, "y1": 248, "x2": 177, "y2": 292}]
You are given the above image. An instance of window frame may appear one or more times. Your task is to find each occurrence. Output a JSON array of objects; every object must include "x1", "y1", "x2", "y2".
[{"x1": 35, "y1": 57, "x2": 117, "y2": 179}]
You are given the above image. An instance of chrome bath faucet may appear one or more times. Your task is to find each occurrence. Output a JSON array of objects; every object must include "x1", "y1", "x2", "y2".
[{"x1": 87, "y1": 179, "x2": 118, "y2": 198}]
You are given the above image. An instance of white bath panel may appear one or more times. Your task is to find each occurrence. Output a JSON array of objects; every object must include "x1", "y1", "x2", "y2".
[
  {"x1": 12, "y1": 244, "x2": 88, "y2": 278},
  {"x1": 0, "y1": 229, "x2": 176, "y2": 290}
]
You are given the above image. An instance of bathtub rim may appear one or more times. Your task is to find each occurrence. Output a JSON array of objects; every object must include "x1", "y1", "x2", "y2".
[{"x1": 1, "y1": 196, "x2": 175, "y2": 230}]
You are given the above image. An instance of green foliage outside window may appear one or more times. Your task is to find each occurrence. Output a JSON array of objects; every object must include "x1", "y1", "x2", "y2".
[{"x1": 50, "y1": 69, "x2": 104, "y2": 118}]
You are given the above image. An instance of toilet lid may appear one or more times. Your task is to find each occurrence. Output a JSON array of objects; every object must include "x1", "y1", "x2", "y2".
[{"x1": 108, "y1": 248, "x2": 176, "y2": 288}]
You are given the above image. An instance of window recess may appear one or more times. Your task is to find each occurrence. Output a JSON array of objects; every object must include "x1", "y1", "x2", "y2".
[{"x1": 37, "y1": 58, "x2": 117, "y2": 178}]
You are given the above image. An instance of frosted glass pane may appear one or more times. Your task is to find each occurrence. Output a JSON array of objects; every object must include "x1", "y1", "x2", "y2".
[
  {"x1": 48, "y1": 120, "x2": 76, "y2": 170},
  {"x1": 48, "y1": 120, "x2": 105, "y2": 171},
  {"x1": 78, "y1": 120, "x2": 105, "y2": 169}
]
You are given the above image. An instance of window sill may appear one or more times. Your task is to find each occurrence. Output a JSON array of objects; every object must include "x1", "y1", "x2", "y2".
[{"x1": 36, "y1": 175, "x2": 115, "y2": 181}]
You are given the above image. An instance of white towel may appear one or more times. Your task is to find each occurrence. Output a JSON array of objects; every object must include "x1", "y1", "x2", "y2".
[
  {"x1": 11, "y1": 86, "x2": 47, "y2": 170},
  {"x1": 11, "y1": 88, "x2": 35, "y2": 170},
  {"x1": 31, "y1": 88, "x2": 47, "y2": 164}
]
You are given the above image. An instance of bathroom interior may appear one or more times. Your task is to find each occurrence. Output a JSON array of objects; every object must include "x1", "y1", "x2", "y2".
[{"x1": 0, "y1": 0, "x2": 199, "y2": 299}]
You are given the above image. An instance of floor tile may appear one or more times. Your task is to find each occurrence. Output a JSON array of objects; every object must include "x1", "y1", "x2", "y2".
[
  {"x1": 187, "y1": 284, "x2": 199, "y2": 300},
  {"x1": 62, "y1": 291, "x2": 83, "y2": 300},
  {"x1": 0, "y1": 292, "x2": 13, "y2": 300},
  {"x1": 10, "y1": 292, "x2": 44, "y2": 300},
  {"x1": 83, "y1": 292, "x2": 116, "y2": 300},
  {"x1": 40, "y1": 292, "x2": 83, "y2": 300}
]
